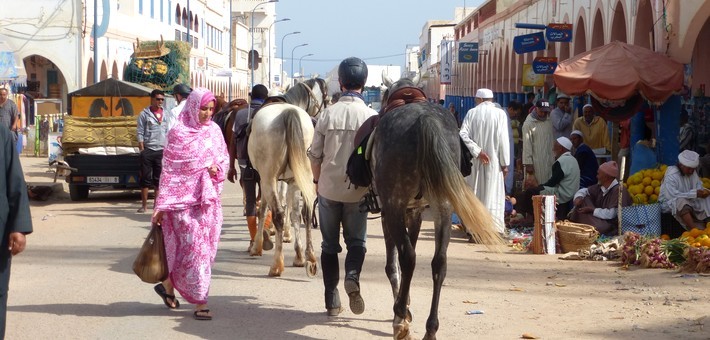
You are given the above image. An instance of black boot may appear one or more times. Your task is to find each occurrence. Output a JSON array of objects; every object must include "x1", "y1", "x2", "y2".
[
  {"x1": 344, "y1": 246, "x2": 366, "y2": 315},
  {"x1": 321, "y1": 252, "x2": 342, "y2": 316}
]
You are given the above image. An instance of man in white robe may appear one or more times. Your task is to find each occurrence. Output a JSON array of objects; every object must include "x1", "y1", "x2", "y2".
[
  {"x1": 460, "y1": 88, "x2": 510, "y2": 232},
  {"x1": 659, "y1": 150, "x2": 710, "y2": 229},
  {"x1": 522, "y1": 100, "x2": 555, "y2": 186}
]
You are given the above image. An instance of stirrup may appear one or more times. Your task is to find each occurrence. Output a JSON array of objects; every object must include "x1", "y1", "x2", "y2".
[{"x1": 359, "y1": 188, "x2": 380, "y2": 214}]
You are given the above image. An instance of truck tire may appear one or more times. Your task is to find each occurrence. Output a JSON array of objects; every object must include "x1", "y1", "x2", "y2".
[{"x1": 69, "y1": 185, "x2": 89, "y2": 201}]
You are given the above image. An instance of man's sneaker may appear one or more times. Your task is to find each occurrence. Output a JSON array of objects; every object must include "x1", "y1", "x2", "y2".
[
  {"x1": 344, "y1": 279, "x2": 365, "y2": 315},
  {"x1": 327, "y1": 306, "x2": 343, "y2": 317}
]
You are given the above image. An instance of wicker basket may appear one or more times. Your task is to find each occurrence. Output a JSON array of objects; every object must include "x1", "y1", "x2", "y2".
[{"x1": 556, "y1": 220, "x2": 599, "y2": 253}]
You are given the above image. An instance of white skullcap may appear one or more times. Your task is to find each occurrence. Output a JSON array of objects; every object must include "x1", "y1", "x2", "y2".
[
  {"x1": 583, "y1": 103, "x2": 593, "y2": 110},
  {"x1": 570, "y1": 130, "x2": 584, "y2": 138},
  {"x1": 556, "y1": 137, "x2": 573, "y2": 151},
  {"x1": 557, "y1": 92, "x2": 571, "y2": 99},
  {"x1": 475, "y1": 88, "x2": 494, "y2": 99},
  {"x1": 678, "y1": 149, "x2": 700, "y2": 168}
]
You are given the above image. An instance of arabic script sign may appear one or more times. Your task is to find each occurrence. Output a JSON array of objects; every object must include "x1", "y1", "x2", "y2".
[
  {"x1": 546, "y1": 23, "x2": 573, "y2": 42},
  {"x1": 532, "y1": 57, "x2": 558, "y2": 74}
]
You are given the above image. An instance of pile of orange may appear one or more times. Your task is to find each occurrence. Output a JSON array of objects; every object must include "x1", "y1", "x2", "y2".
[
  {"x1": 624, "y1": 165, "x2": 667, "y2": 205},
  {"x1": 680, "y1": 225, "x2": 710, "y2": 248}
]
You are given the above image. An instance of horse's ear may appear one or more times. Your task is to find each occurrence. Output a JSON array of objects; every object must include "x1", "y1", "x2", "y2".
[
  {"x1": 382, "y1": 70, "x2": 393, "y2": 88},
  {"x1": 411, "y1": 73, "x2": 421, "y2": 86}
]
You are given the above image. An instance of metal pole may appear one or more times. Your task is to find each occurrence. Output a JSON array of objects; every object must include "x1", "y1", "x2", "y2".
[
  {"x1": 228, "y1": 0, "x2": 232, "y2": 100},
  {"x1": 250, "y1": 1, "x2": 277, "y2": 93},
  {"x1": 280, "y1": 31, "x2": 300, "y2": 88},
  {"x1": 187, "y1": 0, "x2": 190, "y2": 45},
  {"x1": 291, "y1": 43, "x2": 307, "y2": 86},
  {"x1": 268, "y1": 18, "x2": 289, "y2": 89},
  {"x1": 93, "y1": 0, "x2": 98, "y2": 84},
  {"x1": 299, "y1": 53, "x2": 313, "y2": 82}
]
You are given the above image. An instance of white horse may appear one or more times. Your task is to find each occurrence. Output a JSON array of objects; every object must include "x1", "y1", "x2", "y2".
[{"x1": 248, "y1": 78, "x2": 328, "y2": 277}]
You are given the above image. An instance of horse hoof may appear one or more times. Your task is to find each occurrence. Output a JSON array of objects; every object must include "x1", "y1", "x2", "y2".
[
  {"x1": 293, "y1": 258, "x2": 306, "y2": 267},
  {"x1": 269, "y1": 266, "x2": 283, "y2": 277},
  {"x1": 305, "y1": 261, "x2": 318, "y2": 278},
  {"x1": 249, "y1": 249, "x2": 263, "y2": 257},
  {"x1": 406, "y1": 309, "x2": 413, "y2": 323},
  {"x1": 393, "y1": 324, "x2": 411, "y2": 340},
  {"x1": 283, "y1": 237, "x2": 292, "y2": 243}
]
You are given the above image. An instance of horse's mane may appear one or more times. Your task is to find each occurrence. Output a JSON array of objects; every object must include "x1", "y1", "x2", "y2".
[{"x1": 282, "y1": 78, "x2": 328, "y2": 115}]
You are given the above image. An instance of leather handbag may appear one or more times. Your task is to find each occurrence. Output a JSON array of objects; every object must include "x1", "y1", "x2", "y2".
[{"x1": 132, "y1": 223, "x2": 169, "y2": 283}]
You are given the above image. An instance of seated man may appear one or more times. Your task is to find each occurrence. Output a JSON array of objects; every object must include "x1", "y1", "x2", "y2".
[
  {"x1": 570, "y1": 130, "x2": 599, "y2": 188},
  {"x1": 515, "y1": 137, "x2": 580, "y2": 220},
  {"x1": 570, "y1": 161, "x2": 633, "y2": 236},
  {"x1": 659, "y1": 150, "x2": 710, "y2": 230}
]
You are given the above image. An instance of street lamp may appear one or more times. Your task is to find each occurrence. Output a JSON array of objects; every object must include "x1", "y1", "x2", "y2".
[
  {"x1": 268, "y1": 18, "x2": 290, "y2": 88},
  {"x1": 250, "y1": 0, "x2": 278, "y2": 94},
  {"x1": 298, "y1": 53, "x2": 314, "y2": 82},
  {"x1": 291, "y1": 43, "x2": 308, "y2": 86},
  {"x1": 280, "y1": 31, "x2": 300, "y2": 88}
]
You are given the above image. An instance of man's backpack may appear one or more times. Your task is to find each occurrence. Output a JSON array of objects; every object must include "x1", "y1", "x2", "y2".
[{"x1": 346, "y1": 132, "x2": 373, "y2": 188}]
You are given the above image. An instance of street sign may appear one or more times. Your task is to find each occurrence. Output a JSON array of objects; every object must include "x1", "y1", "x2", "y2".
[
  {"x1": 458, "y1": 42, "x2": 479, "y2": 63},
  {"x1": 532, "y1": 57, "x2": 558, "y2": 74},
  {"x1": 513, "y1": 32, "x2": 546, "y2": 54},
  {"x1": 546, "y1": 23, "x2": 573, "y2": 42}
]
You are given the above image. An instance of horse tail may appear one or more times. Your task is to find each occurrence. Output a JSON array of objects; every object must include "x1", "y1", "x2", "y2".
[
  {"x1": 416, "y1": 115, "x2": 504, "y2": 249},
  {"x1": 282, "y1": 108, "x2": 316, "y2": 215}
]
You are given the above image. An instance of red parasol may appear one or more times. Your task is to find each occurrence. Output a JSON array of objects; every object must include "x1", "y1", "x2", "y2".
[{"x1": 553, "y1": 41, "x2": 684, "y2": 104}]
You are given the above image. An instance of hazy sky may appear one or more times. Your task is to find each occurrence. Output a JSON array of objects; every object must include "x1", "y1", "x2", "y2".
[{"x1": 275, "y1": 0, "x2": 484, "y2": 77}]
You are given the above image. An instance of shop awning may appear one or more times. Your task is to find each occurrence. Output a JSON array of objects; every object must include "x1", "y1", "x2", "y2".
[{"x1": 553, "y1": 41, "x2": 684, "y2": 104}]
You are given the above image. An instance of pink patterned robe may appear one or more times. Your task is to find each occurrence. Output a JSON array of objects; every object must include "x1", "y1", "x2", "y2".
[{"x1": 155, "y1": 88, "x2": 229, "y2": 305}]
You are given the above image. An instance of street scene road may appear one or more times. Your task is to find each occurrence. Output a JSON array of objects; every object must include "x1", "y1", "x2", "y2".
[{"x1": 8, "y1": 156, "x2": 709, "y2": 340}]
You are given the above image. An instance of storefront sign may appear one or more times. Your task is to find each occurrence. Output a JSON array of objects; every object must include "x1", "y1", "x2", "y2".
[
  {"x1": 532, "y1": 57, "x2": 558, "y2": 74},
  {"x1": 513, "y1": 32, "x2": 546, "y2": 54},
  {"x1": 458, "y1": 42, "x2": 479, "y2": 63},
  {"x1": 546, "y1": 23, "x2": 573, "y2": 42},
  {"x1": 440, "y1": 40, "x2": 454, "y2": 85}
]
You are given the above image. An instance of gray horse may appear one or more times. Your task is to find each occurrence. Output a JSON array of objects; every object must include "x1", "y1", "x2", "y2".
[{"x1": 372, "y1": 76, "x2": 502, "y2": 340}]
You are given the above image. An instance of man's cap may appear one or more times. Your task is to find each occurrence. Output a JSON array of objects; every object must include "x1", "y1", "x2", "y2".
[
  {"x1": 556, "y1": 92, "x2": 571, "y2": 100},
  {"x1": 570, "y1": 130, "x2": 584, "y2": 138},
  {"x1": 556, "y1": 136, "x2": 572, "y2": 150},
  {"x1": 679, "y1": 149, "x2": 700, "y2": 168},
  {"x1": 599, "y1": 161, "x2": 618, "y2": 178},
  {"x1": 475, "y1": 88, "x2": 494, "y2": 99},
  {"x1": 536, "y1": 100, "x2": 552, "y2": 111}
]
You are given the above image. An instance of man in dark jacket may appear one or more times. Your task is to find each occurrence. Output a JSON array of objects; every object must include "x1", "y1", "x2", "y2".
[
  {"x1": 570, "y1": 130, "x2": 599, "y2": 189},
  {"x1": 0, "y1": 125, "x2": 32, "y2": 338}
]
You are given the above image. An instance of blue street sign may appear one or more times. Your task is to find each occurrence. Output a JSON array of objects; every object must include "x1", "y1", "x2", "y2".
[
  {"x1": 532, "y1": 57, "x2": 558, "y2": 74},
  {"x1": 513, "y1": 32, "x2": 546, "y2": 54},
  {"x1": 546, "y1": 23, "x2": 573, "y2": 42},
  {"x1": 458, "y1": 42, "x2": 479, "y2": 63}
]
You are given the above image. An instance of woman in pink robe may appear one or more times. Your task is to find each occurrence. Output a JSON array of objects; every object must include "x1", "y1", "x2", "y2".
[{"x1": 151, "y1": 87, "x2": 228, "y2": 321}]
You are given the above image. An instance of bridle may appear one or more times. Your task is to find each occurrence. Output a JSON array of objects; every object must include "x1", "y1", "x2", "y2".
[{"x1": 298, "y1": 80, "x2": 327, "y2": 116}]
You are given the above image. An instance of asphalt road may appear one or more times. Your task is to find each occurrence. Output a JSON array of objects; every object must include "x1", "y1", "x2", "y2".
[{"x1": 8, "y1": 156, "x2": 710, "y2": 340}]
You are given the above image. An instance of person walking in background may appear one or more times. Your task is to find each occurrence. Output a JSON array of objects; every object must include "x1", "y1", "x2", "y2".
[
  {"x1": 570, "y1": 130, "x2": 599, "y2": 189},
  {"x1": 308, "y1": 57, "x2": 377, "y2": 317},
  {"x1": 0, "y1": 125, "x2": 32, "y2": 338},
  {"x1": 165, "y1": 84, "x2": 192, "y2": 134},
  {"x1": 550, "y1": 92, "x2": 573, "y2": 139},
  {"x1": 151, "y1": 88, "x2": 228, "y2": 321},
  {"x1": 522, "y1": 100, "x2": 556, "y2": 188},
  {"x1": 448, "y1": 102, "x2": 461, "y2": 127},
  {"x1": 459, "y1": 88, "x2": 510, "y2": 233},
  {"x1": 227, "y1": 84, "x2": 272, "y2": 252},
  {"x1": 506, "y1": 100, "x2": 522, "y2": 195},
  {"x1": 0, "y1": 88, "x2": 20, "y2": 144},
  {"x1": 137, "y1": 89, "x2": 167, "y2": 213},
  {"x1": 679, "y1": 110, "x2": 695, "y2": 152},
  {"x1": 573, "y1": 104, "x2": 610, "y2": 151}
]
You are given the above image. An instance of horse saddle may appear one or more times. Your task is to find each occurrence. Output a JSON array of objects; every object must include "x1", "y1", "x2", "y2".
[{"x1": 382, "y1": 86, "x2": 427, "y2": 114}]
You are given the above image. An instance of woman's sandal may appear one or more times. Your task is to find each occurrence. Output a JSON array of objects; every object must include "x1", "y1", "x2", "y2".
[
  {"x1": 154, "y1": 283, "x2": 180, "y2": 309},
  {"x1": 193, "y1": 309, "x2": 212, "y2": 321}
]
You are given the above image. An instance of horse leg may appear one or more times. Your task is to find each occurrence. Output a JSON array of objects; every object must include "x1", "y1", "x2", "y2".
[
  {"x1": 384, "y1": 205, "x2": 416, "y2": 340},
  {"x1": 288, "y1": 182, "x2": 306, "y2": 267},
  {"x1": 281, "y1": 182, "x2": 293, "y2": 243},
  {"x1": 423, "y1": 203, "x2": 452, "y2": 340},
  {"x1": 382, "y1": 218, "x2": 401, "y2": 300},
  {"x1": 266, "y1": 187, "x2": 286, "y2": 277},
  {"x1": 303, "y1": 194, "x2": 317, "y2": 277}
]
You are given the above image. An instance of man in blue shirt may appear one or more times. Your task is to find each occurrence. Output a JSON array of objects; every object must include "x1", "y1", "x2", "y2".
[{"x1": 136, "y1": 90, "x2": 167, "y2": 213}]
